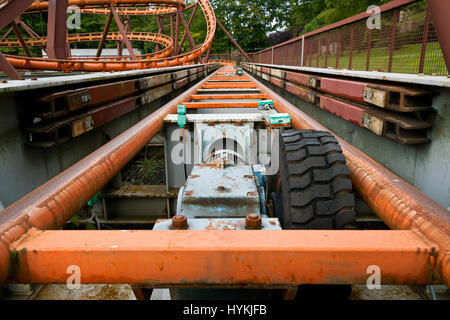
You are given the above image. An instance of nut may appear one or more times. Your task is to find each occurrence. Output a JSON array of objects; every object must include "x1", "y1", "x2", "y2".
[
  {"x1": 172, "y1": 215, "x2": 188, "y2": 229},
  {"x1": 245, "y1": 213, "x2": 262, "y2": 229}
]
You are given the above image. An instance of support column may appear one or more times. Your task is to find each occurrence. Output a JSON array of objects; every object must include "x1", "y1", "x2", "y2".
[
  {"x1": 96, "y1": 11, "x2": 113, "y2": 57},
  {"x1": 111, "y1": 6, "x2": 136, "y2": 60},
  {"x1": 177, "y1": 3, "x2": 198, "y2": 54},
  {"x1": 0, "y1": 52, "x2": 23, "y2": 80},
  {"x1": 11, "y1": 21, "x2": 31, "y2": 57},
  {"x1": 427, "y1": 0, "x2": 450, "y2": 73},
  {"x1": 216, "y1": 19, "x2": 252, "y2": 62},
  {"x1": 47, "y1": 0, "x2": 68, "y2": 60}
]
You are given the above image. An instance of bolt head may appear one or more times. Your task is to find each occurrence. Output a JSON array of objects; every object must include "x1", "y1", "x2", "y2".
[
  {"x1": 172, "y1": 215, "x2": 188, "y2": 229},
  {"x1": 246, "y1": 214, "x2": 262, "y2": 229}
]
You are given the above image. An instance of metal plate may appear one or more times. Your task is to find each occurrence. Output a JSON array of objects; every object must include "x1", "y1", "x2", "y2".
[
  {"x1": 153, "y1": 218, "x2": 281, "y2": 230},
  {"x1": 180, "y1": 164, "x2": 260, "y2": 218}
]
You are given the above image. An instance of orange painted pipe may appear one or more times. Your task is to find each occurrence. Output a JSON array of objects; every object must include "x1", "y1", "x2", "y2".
[
  {"x1": 10, "y1": 229, "x2": 436, "y2": 285},
  {"x1": 26, "y1": 0, "x2": 185, "y2": 11},
  {"x1": 5, "y1": 0, "x2": 217, "y2": 72},
  {"x1": 246, "y1": 71, "x2": 450, "y2": 287},
  {"x1": 0, "y1": 71, "x2": 216, "y2": 284}
]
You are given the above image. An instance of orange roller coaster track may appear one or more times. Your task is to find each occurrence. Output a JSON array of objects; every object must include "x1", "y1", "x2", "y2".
[{"x1": 0, "y1": 0, "x2": 216, "y2": 72}]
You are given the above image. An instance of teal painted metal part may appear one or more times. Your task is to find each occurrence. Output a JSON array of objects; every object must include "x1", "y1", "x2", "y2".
[
  {"x1": 269, "y1": 113, "x2": 291, "y2": 125},
  {"x1": 87, "y1": 193, "x2": 99, "y2": 207},
  {"x1": 177, "y1": 104, "x2": 186, "y2": 128},
  {"x1": 178, "y1": 114, "x2": 186, "y2": 128},
  {"x1": 177, "y1": 105, "x2": 186, "y2": 115},
  {"x1": 258, "y1": 100, "x2": 274, "y2": 107},
  {"x1": 236, "y1": 69, "x2": 243, "y2": 76}
]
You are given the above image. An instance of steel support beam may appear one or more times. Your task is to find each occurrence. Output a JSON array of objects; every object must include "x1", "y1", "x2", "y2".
[
  {"x1": 177, "y1": 3, "x2": 198, "y2": 54},
  {"x1": 46, "y1": 0, "x2": 68, "y2": 60},
  {"x1": 427, "y1": 0, "x2": 450, "y2": 73},
  {"x1": 173, "y1": 10, "x2": 179, "y2": 57},
  {"x1": 11, "y1": 21, "x2": 31, "y2": 57},
  {"x1": 0, "y1": 71, "x2": 218, "y2": 284},
  {"x1": 216, "y1": 19, "x2": 252, "y2": 62},
  {"x1": 111, "y1": 6, "x2": 137, "y2": 60},
  {"x1": 96, "y1": 11, "x2": 114, "y2": 57},
  {"x1": 0, "y1": 52, "x2": 23, "y2": 80},
  {"x1": 244, "y1": 70, "x2": 450, "y2": 287},
  {"x1": 0, "y1": 0, "x2": 34, "y2": 30},
  {"x1": 10, "y1": 230, "x2": 436, "y2": 285}
]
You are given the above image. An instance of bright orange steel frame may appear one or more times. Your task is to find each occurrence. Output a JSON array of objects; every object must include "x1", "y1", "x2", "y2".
[{"x1": 1, "y1": 63, "x2": 449, "y2": 288}]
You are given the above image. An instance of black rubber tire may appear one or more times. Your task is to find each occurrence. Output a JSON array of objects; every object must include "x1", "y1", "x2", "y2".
[{"x1": 276, "y1": 129, "x2": 355, "y2": 229}]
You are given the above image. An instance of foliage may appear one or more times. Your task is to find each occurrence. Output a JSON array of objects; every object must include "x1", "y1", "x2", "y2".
[
  {"x1": 0, "y1": 0, "x2": 410, "y2": 56},
  {"x1": 136, "y1": 156, "x2": 164, "y2": 181}
]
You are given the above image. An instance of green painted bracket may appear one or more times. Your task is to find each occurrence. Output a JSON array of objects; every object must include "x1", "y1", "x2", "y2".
[{"x1": 269, "y1": 113, "x2": 291, "y2": 125}]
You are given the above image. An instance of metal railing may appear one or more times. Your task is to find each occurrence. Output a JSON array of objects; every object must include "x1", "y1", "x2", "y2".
[{"x1": 247, "y1": 0, "x2": 448, "y2": 76}]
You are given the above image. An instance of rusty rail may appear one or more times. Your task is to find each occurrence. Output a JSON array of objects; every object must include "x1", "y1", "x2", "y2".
[
  {"x1": 0, "y1": 71, "x2": 217, "y2": 284},
  {"x1": 0, "y1": 63, "x2": 448, "y2": 287},
  {"x1": 244, "y1": 70, "x2": 449, "y2": 287}
]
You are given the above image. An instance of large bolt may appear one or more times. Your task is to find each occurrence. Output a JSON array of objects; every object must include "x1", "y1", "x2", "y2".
[
  {"x1": 245, "y1": 213, "x2": 262, "y2": 230},
  {"x1": 172, "y1": 215, "x2": 188, "y2": 230}
]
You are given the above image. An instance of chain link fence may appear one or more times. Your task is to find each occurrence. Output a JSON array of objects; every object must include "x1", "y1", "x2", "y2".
[{"x1": 247, "y1": 0, "x2": 448, "y2": 76}]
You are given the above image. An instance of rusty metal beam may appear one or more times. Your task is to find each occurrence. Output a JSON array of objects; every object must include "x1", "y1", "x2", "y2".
[
  {"x1": 1, "y1": 27, "x2": 13, "y2": 41},
  {"x1": 427, "y1": 0, "x2": 450, "y2": 73},
  {"x1": 177, "y1": 3, "x2": 198, "y2": 54},
  {"x1": 173, "y1": 9, "x2": 179, "y2": 57},
  {"x1": 0, "y1": 0, "x2": 34, "y2": 30},
  {"x1": 96, "y1": 11, "x2": 114, "y2": 57},
  {"x1": 0, "y1": 52, "x2": 23, "y2": 80},
  {"x1": 9, "y1": 229, "x2": 436, "y2": 285},
  {"x1": 0, "y1": 70, "x2": 218, "y2": 284},
  {"x1": 111, "y1": 6, "x2": 137, "y2": 60},
  {"x1": 216, "y1": 19, "x2": 252, "y2": 62},
  {"x1": 11, "y1": 21, "x2": 31, "y2": 57},
  {"x1": 244, "y1": 70, "x2": 450, "y2": 287},
  {"x1": 46, "y1": 0, "x2": 68, "y2": 60}
]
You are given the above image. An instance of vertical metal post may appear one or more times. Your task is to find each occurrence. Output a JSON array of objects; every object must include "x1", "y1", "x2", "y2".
[
  {"x1": 301, "y1": 35, "x2": 305, "y2": 67},
  {"x1": 174, "y1": 9, "x2": 179, "y2": 56},
  {"x1": 427, "y1": 0, "x2": 450, "y2": 73},
  {"x1": 177, "y1": 7, "x2": 195, "y2": 52},
  {"x1": 419, "y1": 7, "x2": 431, "y2": 74},
  {"x1": 349, "y1": 24, "x2": 354, "y2": 70},
  {"x1": 336, "y1": 29, "x2": 341, "y2": 69},
  {"x1": 111, "y1": 6, "x2": 137, "y2": 60},
  {"x1": 388, "y1": 9, "x2": 398, "y2": 73},
  {"x1": 324, "y1": 32, "x2": 329, "y2": 67},
  {"x1": 317, "y1": 34, "x2": 321, "y2": 67},
  {"x1": 205, "y1": 36, "x2": 213, "y2": 62},
  {"x1": 47, "y1": 0, "x2": 68, "y2": 60},
  {"x1": 170, "y1": 14, "x2": 174, "y2": 43},
  {"x1": 178, "y1": 3, "x2": 198, "y2": 53},
  {"x1": 271, "y1": 47, "x2": 274, "y2": 64},
  {"x1": 155, "y1": 15, "x2": 163, "y2": 52},
  {"x1": 96, "y1": 11, "x2": 113, "y2": 58},
  {"x1": 309, "y1": 38, "x2": 312, "y2": 67},
  {"x1": 366, "y1": 29, "x2": 372, "y2": 71}
]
